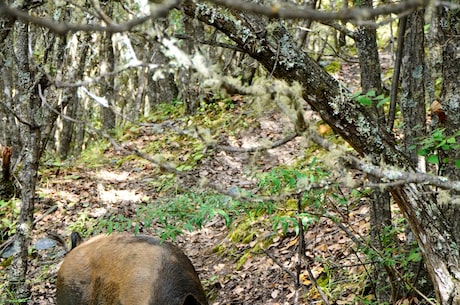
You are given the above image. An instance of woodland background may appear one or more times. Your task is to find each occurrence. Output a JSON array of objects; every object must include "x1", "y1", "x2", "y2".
[{"x1": 0, "y1": 0, "x2": 459, "y2": 304}]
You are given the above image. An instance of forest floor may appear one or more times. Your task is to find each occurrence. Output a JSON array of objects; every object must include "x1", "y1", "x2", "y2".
[
  {"x1": 28, "y1": 117, "x2": 370, "y2": 304},
  {"x1": 2, "y1": 59, "x2": 383, "y2": 305}
]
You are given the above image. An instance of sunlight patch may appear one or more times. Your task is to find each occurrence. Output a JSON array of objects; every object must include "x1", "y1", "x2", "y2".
[
  {"x1": 98, "y1": 188, "x2": 143, "y2": 204},
  {"x1": 96, "y1": 170, "x2": 131, "y2": 182}
]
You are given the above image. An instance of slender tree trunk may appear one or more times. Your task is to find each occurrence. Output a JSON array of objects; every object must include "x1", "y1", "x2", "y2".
[
  {"x1": 5, "y1": 2, "x2": 62, "y2": 302},
  {"x1": 58, "y1": 33, "x2": 91, "y2": 159},
  {"x1": 150, "y1": 18, "x2": 178, "y2": 105},
  {"x1": 180, "y1": 14, "x2": 200, "y2": 114},
  {"x1": 101, "y1": 4, "x2": 116, "y2": 132},
  {"x1": 0, "y1": 10, "x2": 21, "y2": 154},
  {"x1": 436, "y1": 6, "x2": 460, "y2": 180},
  {"x1": 151, "y1": 39, "x2": 179, "y2": 104},
  {"x1": 399, "y1": 9, "x2": 435, "y2": 297},
  {"x1": 0, "y1": 15, "x2": 16, "y2": 200},
  {"x1": 436, "y1": 1, "x2": 460, "y2": 262},
  {"x1": 401, "y1": 10, "x2": 427, "y2": 165},
  {"x1": 7, "y1": 17, "x2": 40, "y2": 304},
  {"x1": 58, "y1": 95, "x2": 76, "y2": 159},
  {"x1": 352, "y1": 0, "x2": 394, "y2": 301}
]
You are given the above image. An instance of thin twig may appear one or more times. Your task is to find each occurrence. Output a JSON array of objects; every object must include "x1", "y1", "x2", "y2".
[
  {"x1": 299, "y1": 192, "x2": 331, "y2": 305},
  {"x1": 212, "y1": 132, "x2": 299, "y2": 153},
  {"x1": 387, "y1": 16, "x2": 406, "y2": 131},
  {"x1": 295, "y1": 192, "x2": 304, "y2": 305},
  {"x1": 0, "y1": 0, "x2": 180, "y2": 35},
  {"x1": 206, "y1": 0, "x2": 428, "y2": 23},
  {"x1": 307, "y1": 128, "x2": 460, "y2": 192},
  {"x1": 262, "y1": 248, "x2": 297, "y2": 280}
]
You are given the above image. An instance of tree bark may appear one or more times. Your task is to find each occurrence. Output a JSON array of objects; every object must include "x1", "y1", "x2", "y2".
[
  {"x1": 58, "y1": 33, "x2": 91, "y2": 159},
  {"x1": 101, "y1": 4, "x2": 116, "y2": 132},
  {"x1": 7, "y1": 17, "x2": 40, "y2": 304},
  {"x1": 352, "y1": 0, "x2": 394, "y2": 301},
  {"x1": 436, "y1": 4, "x2": 460, "y2": 180},
  {"x1": 182, "y1": 1, "x2": 460, "y2": 303},
  {"x1": 4, "y1": 2, "x2": 62, "y2": 302},
  {"x1": 435, "y1": 2, "x2": 460, "y2": 277},
  {"x1": 399, "y1": 9, "x2": 435, "y2": 298},
  {"x1": 401, "y1": 10, "x2": 427, "y2": 165}
]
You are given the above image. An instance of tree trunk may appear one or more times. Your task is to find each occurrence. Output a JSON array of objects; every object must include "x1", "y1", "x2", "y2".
[
  {"x1": 352, "y1": 0, "x2": 394, "y2": 301},
  {"x1": 436, "y1": 4, "x2": 460, "y2": 180},
  {"x1": 399, "y1": 9, "x2": 435, "y2": 297},
  {"x1": 58, "y1": 33, "x2": 91, "y2": 160},
  {"x1": 101, "y1": 6, "x2": 116, "y2": 132},
  {"x1": 182, "y1": 2, "x2": 460, "y2": 303},
  {"x1": 0, "y1": 10, "x2": 21, "y2": 155},
  {"x1": 151, "y1": 38, "x2": 179, "y2": 104},
  {"x1": 401, "y1": 10, "x2": 427, "y2": 165},
  {"x1": 7, "y1": 17, "x2": 40, "y2": 304},
  {"x1": 435, "y1": 1, "x2": 460, "y2": 274},
  {"x1": 4, "y1": 2, "x2": 64, "y2": 302}
]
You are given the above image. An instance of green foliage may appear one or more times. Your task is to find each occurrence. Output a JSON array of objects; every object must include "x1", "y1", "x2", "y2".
[
  {"x1": 272, "y1": 213, "x2": 316, "y2": 235},
  {"x1": 0, "y1": 285, "x2": 29, "y2": 304},
  {"x1": 78, "y1": 139, "x2": 111, "y2": 167},
  {"x1": 412, "y1": 128, "x2": 460, "y2": 167},
  {"x1": 351, "y1": 90, "x2": 390, "y2": 108},
  {"x1": 324, "y1": 61, "x2": 342, "y2": 73},
  {"x1": 149, "y1": 99, "x2": 186, "y2": 121},
  {"x1": 355, "y1": 218, "x2": 424, "y2": 305},
  {"x1": 169, "y1": 10, "x2": 184, "y2": 32},
  {"x1": 424, "y1": 23, "x2": 431, "y2": 33},
  {"x1": 257, "y1": 158, "x2": 329, "y2": 196},
  {"x1": 67, "y1": 209, "x2": 98, "y2": 237},
  {"x1": 211, "y1": 161, "x2": 333, "y2": 266},
  {"x1": 0, "y1": 199, "x2": 20, "y2": 242},
  {"x1": 98, "y1": 192, "x2": 238, "y2": 240}
]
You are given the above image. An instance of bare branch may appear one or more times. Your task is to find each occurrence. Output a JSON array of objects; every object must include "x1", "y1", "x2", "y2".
[
  {"x1": 91, "y1": 0, "x2": 115, "y2": 26},
  {"x1": 344, "y1": 155, "x2": 460, "y2": 192},
  {"x1": 306, "y1": 129, "x2": 460, "y2": 192},
  {"x1": 174, "y1": 33, "x2": 245, "y2": 52},
  {"x1": 210, "y1": 132, "x2": 299, "y2": 153},
  {"x1": 54, "y1": 61, "x2": 157, "y2": 88},
  {"x1": 205, "y1": 0, "x2": 429, "y2": 23},
  {"x1": 0, "y1": 0, "x2": 180, "y2": 35},
  {"x1": 0, "y1": 100, "x2": 34, "y2": 128}
]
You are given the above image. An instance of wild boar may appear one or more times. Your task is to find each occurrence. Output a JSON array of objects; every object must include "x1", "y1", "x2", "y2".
[{"x1": 56, "y1": 233, "x2": 208, "y2": 305}]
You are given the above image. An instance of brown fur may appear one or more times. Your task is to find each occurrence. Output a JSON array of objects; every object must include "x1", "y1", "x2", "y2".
[{"x1": 56, "y1": 233, "x2": 208, "y2": 305}]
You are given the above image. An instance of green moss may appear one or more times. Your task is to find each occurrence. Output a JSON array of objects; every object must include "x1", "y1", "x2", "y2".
[
  {"x1": 235, "y1": 249, "x2": 255, "y2": 270},
  {"x1": 228, "y1": 220, "x2": 257, "y2": 244},
  {"x1": 324, "y1": 61, "x2": 341, "y2": 73}
]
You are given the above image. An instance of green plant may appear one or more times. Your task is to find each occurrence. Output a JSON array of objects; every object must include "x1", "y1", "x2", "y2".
[
  {"x1": 67, "y1": 209, "x2": 98, "y2": 237},
  {"x1": 257, "y1": 168, "x2": 309, "y2": 195},
  {"x1": 352, "y1": 90, "x2": 390, "y2": 108},
  {"x1": 0, "y1": 199, "x2": 20, "y2": 242},
  {"x1": 0, "y1": 285, "x2": 29, "y2": 304},
  {"x1": 78, "y1": 139, "x2": 111, "y2": 167},
  {"x1": 97, "y1": 192, "x2": 237, "y2": 240},
  {"x1": 148, "y1": 99, "x2": 185, "y2": 122},
  {"x1": 324, "y1": 61, "x2": 341, "y2": 73},
  {"x1": 413, "y1": 128, "x2": 460, "y2": 167},
  {"x1": 253, "y1": 160, "x2": 333, "y2": 235},
  {"x1": 272, "y1": 212, "x2": 316, "y2": 235}
]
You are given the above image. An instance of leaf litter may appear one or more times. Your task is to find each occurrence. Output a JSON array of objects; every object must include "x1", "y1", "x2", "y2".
[{"x1": 4, "y1": 70, "x2": 373, "y2": 304}]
